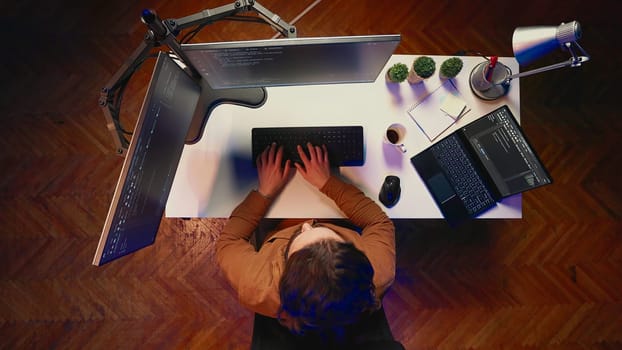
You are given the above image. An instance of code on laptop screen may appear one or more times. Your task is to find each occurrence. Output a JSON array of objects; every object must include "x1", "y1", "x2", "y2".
[{"x1": 462, "y1": 106, "x2": 552, "y2": 196}]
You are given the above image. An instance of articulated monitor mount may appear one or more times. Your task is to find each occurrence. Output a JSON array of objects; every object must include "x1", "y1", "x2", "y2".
[{"x1": 99, "y1": 0, "x2": 296, "y2": 156}]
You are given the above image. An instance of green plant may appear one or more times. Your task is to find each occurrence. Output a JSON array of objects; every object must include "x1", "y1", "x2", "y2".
[
  {"x1": 412, "y1": 56, "x2": 436, "y2": 78},
  {"x1": 440, "y1": 57, "x2": 464, "y2": 78},
  {"x1": 387, "y1": 63, "x2": 409, "y2": 82}
]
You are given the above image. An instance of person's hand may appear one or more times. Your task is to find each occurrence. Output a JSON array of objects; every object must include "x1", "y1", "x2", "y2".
[
  {"x1": 256, "y1": 143, "x2": 293, "y2": 198},
  {"x1": 295, "y1": 142, "x2": 331, "y2": 189}
]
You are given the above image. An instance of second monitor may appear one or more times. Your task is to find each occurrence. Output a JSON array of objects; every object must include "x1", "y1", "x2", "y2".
[{"x1": 181, "y1": 34, "x2": 401, "y2": 89}]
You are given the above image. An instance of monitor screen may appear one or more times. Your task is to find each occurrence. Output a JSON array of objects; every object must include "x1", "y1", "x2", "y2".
[
  {"x1": 93, "y1": 52, "x2": 201, "y2": 265},
  {"x1": 181, "y1": 34, "x2": 401, "y2": 89}
]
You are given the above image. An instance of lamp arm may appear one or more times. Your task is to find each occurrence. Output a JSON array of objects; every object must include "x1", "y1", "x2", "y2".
[
  {"x1": 506, "y1": 59, "x2": 575, "y2": 80},
  {"x1": 506, "y1": 41, "x2": 590, "y2": 82},
  {"x1": 506, "y1": 55, "x2": 590, "y2": 82}
]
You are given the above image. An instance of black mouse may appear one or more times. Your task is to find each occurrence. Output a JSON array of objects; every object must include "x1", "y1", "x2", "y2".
[{"x1": 379, "y1": 175, "x2": 401, "y2": 208}]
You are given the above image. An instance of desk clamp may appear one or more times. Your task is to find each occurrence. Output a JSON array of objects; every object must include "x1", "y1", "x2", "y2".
[{"x1": 99, "y1": 0, "x2": 297, "y2": 156}]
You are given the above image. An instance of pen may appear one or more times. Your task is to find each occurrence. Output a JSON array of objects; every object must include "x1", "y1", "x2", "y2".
[{"x1": 485, "y1": 56, "x2": 498, "y2": 82}]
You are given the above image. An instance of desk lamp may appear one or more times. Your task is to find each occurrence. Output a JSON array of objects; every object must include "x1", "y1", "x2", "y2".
[{"x1": 469, "y1": 20, "x2": 590, "y2": 100}]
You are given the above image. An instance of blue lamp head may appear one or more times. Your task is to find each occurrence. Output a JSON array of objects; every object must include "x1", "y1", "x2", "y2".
[{"x1": 512, "y1": 21, "x2": 582, "y2": 65}]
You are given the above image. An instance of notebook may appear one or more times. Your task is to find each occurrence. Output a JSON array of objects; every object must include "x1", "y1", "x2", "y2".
[
  {"x1": 407, "y1": 79, "x2": 470, "y2": 141},
  {"x1": 410, "y1": 105, "x2": 552, "y2": 225}
]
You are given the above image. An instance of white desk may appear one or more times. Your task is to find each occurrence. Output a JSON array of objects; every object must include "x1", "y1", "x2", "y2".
[{"x1": 166, "y1": 55, "x2": 521, "y2": 219}]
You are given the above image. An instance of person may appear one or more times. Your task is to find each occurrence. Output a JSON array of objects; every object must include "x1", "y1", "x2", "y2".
[{"x1": 216, "y1": 142, "x2": 400, "y2": 348}]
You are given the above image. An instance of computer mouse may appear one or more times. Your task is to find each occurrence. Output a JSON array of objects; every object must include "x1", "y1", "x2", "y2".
[{"x1": 379, "y1": 175, "x2": 401, "y2": 208}]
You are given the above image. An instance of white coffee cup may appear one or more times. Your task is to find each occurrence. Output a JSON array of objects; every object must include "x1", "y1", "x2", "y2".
[{"x1": 384, "y1": 123, "x2": 407, "y2": 153}]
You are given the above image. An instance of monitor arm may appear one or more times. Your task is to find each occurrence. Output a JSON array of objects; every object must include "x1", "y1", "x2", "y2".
[
  {"x1": 99, "y1": 0, "x2": 297, "y2": 156},
  {"x1": 99, "y1": 39, "x2": 151, "y2": 155},
  {"x1": 170, "y1": 0, "x2": 297, "y2": 38}
]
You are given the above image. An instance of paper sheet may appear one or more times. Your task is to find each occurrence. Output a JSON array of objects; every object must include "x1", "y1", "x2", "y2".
[
  {"x1": 440, "y1": 93, "x2": 468, "y2": 119},
  {"x1": 407, "y1": 79, "x2": 470, "y2": 141}
]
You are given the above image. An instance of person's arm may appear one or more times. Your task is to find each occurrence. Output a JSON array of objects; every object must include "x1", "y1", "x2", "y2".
[
  {"x1": 295, "y1": 143, "x2": 396, "y2": 294},
  {"x1": 320, "y1": 175, "x2": 396, "y2": 295},
  {"x1": 295, "y1": 142, "x2": 391, "y2": 229},
  {"x1": 216, "y1": 144, "x2": 293, "y2": 307},
  {"x1": 217, "y1": 143, "x2": 291, "y2": 244}
]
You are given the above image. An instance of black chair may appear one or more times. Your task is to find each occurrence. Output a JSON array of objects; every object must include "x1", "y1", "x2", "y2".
[
  {"x1": 250, "y1": 219, "x2": 404, "y2": 350},
  {"x1": 250, "y1": 306, "x2": 404, "y2": 350}
]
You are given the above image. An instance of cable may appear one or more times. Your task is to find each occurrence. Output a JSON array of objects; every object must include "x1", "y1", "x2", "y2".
[
  {"x1": 180, "y1": 15, "x2": 271, "y2": 44},
  {"x1": 107, "y1": 52, "x2": 158, "y2": 142},
  {"x1": 453, "y1": 50, "x2": 490, "y2": 61}
]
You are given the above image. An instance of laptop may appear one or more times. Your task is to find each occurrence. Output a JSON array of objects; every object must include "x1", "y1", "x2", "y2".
[{"x1": 410, "y1": 105, "x2": 552, "y2": 225}]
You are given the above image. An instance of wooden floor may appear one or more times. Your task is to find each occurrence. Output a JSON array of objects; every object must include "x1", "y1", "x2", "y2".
[{"x1": 1, "y1": 0, "x2": 621, "y2": 349}]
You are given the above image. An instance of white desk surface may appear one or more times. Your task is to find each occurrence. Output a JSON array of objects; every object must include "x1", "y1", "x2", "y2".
[{"x1": 166, "y1": 55, "x2": 521, "y2": 219}]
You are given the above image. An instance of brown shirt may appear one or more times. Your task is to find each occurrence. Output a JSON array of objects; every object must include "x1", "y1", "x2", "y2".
[{"x1": 215, "y1": 175, "x2": 396, "y2": 317}]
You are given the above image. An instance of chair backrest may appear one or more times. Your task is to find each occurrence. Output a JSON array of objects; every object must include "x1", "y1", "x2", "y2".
[{"x1": 251, "y1": 308, "x2": 404, "y2": 350}]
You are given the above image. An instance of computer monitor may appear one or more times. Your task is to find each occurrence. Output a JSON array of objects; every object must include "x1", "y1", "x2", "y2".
[
  {"x1": 181, "y1": 34, "x2": 401, "y2": 89},
  {"x1": 92, "y1": 52, "x2": 201, "y2": 265},
  {"x1": 95, "y1": 34, "x2": 400, "y2": 264}
]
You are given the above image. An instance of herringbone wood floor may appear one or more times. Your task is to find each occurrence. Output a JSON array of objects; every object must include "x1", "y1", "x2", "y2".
[{"x1": 1, "y1": 0, "x2": 620, "y2": 349}]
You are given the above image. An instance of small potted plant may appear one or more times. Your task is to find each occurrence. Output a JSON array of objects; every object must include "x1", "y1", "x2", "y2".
[
  {"x1": 408, "y1": 56, "x2": 436, "y2": 84},
  {"x1": 439, "y1": 57, "x2": 464, "y2": 79},
  {"x1": 386, "y1": 63, "x2": 409, "y2": 83}
]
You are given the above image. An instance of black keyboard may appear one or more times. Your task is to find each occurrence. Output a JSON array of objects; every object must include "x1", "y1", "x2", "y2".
[
  {"x1": 251, "y1": 126, "x2": 364, "y2": 167},
  {"x1": 431, "y1": 135, "x2": 496, "y2": 215}
]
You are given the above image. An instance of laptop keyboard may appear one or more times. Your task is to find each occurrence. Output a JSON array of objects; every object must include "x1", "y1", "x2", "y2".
[
  {"x1": 431, "y1": 135, "x2": 496, "y2": 214},
  {"x1": 251, "y1": 126, "x2": 364, "y2": 167}
]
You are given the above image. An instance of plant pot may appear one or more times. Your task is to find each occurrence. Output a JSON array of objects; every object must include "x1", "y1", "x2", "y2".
[
  {"x1": 407, "y1": 70, "x2": 425, "y2": 84},
  {"x1": 439, "y1": 72, "x2": 452, "y2": 80},
  {"x1": 386, "y1": 70, "x2": 398, "y2": 83}
]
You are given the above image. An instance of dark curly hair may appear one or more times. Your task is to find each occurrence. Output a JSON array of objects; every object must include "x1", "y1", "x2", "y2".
[{"x1": 277, "y1": 239, "x2": 380, "y2": 337}]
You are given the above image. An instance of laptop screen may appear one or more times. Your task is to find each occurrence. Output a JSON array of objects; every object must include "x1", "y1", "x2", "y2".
[
  {"x1": 461, "y1": 106, "x2": 552, "y2": 197},
  {"x1": 181, "y1": 34, "x2": 400, "y2": 89},
  {"x1": 93, "y1": 53, "x2": 201, "y2": 265}
]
